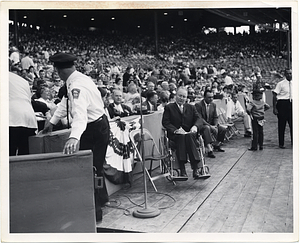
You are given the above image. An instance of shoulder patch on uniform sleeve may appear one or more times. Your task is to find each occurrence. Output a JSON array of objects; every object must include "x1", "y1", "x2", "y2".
[{"x1": 71, "y1": 88, "x2": 80, "y2": 99}]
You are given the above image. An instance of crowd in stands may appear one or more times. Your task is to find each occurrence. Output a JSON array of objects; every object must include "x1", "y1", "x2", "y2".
[
  {"x1": 10, "y1": 27, "x2": 286, "y2": 61},
  {"x1": 9, "y1": 27, "x2": 287, "y2": 136}
]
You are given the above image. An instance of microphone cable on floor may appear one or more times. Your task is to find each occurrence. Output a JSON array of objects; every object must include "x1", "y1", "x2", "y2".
[{"x1": 104, "y1": 191, "x2": 177, "y2": 216}]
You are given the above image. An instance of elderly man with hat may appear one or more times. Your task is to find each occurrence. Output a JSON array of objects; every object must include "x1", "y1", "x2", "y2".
[{"x1": 43, "y1": 52, "x2": 110, "y2": 222}]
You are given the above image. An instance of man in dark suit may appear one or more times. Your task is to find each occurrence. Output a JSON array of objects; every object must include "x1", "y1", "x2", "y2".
[
  {"x1": 107, "y1": 89, "x2": 132, "y2": 119},
  {"x1": 142, "y1": 90, "x2": 158, "y2": 112},
  {"x1": 162, "y1": 87, "x2": 203, "y2": 179},
  {"x1": 195, "y1": 89, "x2": 226, "y2": 158},
  {"x1": 141, "y1": 81, "x2": 155, "y2": 98}
]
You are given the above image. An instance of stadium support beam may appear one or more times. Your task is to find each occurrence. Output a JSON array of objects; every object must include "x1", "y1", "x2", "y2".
[
  {"x1": 250, "y1": 25, "x2": 255, "y2": 35},
  {"x1": 154, "y1": 11, "x2": 159, "y2": 58},
  {"x1": 13, "y1": 10, "x2": 19, "y2": 48},
  {"x1": 287, "y1": 30, "x2": 291, "y2": 69}
]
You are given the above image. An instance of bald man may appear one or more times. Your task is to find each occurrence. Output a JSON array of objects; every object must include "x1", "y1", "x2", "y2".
[
  {"x1": 107, "y1": 89, "x2": 132, "y2": 119},
  {"x1": 162, "y1": 87, "x2": 203, "y2": 179}
]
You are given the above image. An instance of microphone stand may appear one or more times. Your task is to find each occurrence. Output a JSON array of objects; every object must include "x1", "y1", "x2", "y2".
[{"x1": 132, "y1": 79, "x2": 161, "y2": 218}]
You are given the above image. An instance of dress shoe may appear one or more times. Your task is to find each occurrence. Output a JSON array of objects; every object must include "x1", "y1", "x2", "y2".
[
  {"x1": 214, "y1": 146, "x2": 225, "y2": 152},
  {"x1": 207, "y1": 151, "x2": 216, "y2": 158},
  {"x1": 279, "y1": 145, "x2": 285, "y2": 149},
  {"x1": 193, "y1": 169, "x2": 201, "y2": 179},
  {"x1": 244, "y1": 131, "x2": 252, "y2": 138},
  {"x1": 180, "y1": 167, "x2": 188, "y2": 177},
  {"x1": 259, "y1": 146, "x2": 263, "y2": 150},
  {"x1": 248, "y1": 147, "x2": 257, "y2": 151}
]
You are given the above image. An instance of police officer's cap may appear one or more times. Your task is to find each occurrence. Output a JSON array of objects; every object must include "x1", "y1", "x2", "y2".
[{"x1": 49, "y1": 52, "x2": 77, "y2": 68}]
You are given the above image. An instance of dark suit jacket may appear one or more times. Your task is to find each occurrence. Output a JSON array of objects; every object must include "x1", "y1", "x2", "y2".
[
  {"x1": 162, "y1": 102, "x2": 203, "y2": 140},
  {"x1": 107, "y1": 103, "x2": 132, "y2": 119},
  {"x1": 195, "y1": 99, "x2": 218, "y2": 126},
  {"x1": 141, "y1": 89, "x2": 150, "y2": 98},
  {"x1": 142, "y1": 100, "x2": 157, "y2": 112}
]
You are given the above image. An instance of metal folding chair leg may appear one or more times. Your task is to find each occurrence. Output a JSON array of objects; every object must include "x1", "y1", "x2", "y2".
[{"x1": 198, "y1": 135, "x2": 211, "y2": 179}]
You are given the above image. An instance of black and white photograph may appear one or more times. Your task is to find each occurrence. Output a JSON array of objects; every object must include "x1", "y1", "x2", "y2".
[{"x1": 0, "y1": 1, "x2": 298, "y2": 242}]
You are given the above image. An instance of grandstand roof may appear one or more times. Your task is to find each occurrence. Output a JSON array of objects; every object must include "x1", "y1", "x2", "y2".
[{"x1": 10, "y1": 8, "x2": 291, "y2": 33}]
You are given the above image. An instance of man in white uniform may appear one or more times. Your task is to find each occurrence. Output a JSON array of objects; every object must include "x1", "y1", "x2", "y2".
[{"x1": 43, "y1": 52, "x2": 110, "y2": 222}]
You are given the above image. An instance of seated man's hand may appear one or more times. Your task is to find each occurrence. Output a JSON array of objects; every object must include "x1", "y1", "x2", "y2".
[
  {"x1": 190, "y1": 125, "x2": 198, "y2": 133},
  {"x1": 174, "y1": 127, "x2": 186, "y2": 135},
  {"x1": 236, "y1": 111, "x2": 244, "y2": 117},
  {"x1": 210, "y1": 125, "x2": 218, "y2": 133}
]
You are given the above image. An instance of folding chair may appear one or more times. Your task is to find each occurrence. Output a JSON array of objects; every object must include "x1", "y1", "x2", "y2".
[
  {"x1": 217, "y1": 107, "x2": 239, "y2": 140},
  {"x1": 129, "y1": 128, "x2": 171, "y2": 192}
]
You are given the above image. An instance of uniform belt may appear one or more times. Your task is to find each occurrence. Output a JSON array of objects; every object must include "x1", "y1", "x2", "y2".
[
  {"x1": 278, "y1": 99, "x2": 292, "y2": 102},
  {"x1": 89, "y1": 115, "x2": 104, "y2": 124}
]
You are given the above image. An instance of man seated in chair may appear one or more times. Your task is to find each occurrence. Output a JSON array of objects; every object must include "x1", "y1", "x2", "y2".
[
  {"x1": 226, "y1": 92, "x2": 252, "y2": 137},
  {"x1": 107, "y1": 89, "x2": 132, "y2": 119},
  {"x1": 195, "y1": 89, "x2": 226, "y2": 158},
  {"x1": 162, "y1": 87, "x2": 203, "y2": 179},
  {"x1": 142, "y1": 90, "x2": 158, "y2": 112}
]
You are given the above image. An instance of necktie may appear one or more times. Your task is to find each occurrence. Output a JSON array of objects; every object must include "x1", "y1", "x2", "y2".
[
  {"x1": 289, "y1": 81, "x2": 291, "y2": 102},
  {"x1": 64, "y1": 84, "x2": 70, "y2": 129},
  {"x1": 206, "y1": 104, "x2": 210, "y2": 120},
  {"x1": 180, "y1": 105, "x2": 183, "y2": 114},
  {"x1": 66, "y1": 97, "x2": 70, "y2": 129}
]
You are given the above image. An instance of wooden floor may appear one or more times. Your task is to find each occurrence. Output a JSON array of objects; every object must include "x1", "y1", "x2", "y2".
[{"x1": 97, "y1": 108, "x2": 294, "y2": 234}]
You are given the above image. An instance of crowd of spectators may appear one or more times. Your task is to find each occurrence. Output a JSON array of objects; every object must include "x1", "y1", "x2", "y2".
[
  {"x1": 10, "y1": 27, "x2": 286, "y2": 61},
  {"x1": 9, "y1": 27, "x2": 288, "y2": 133}
]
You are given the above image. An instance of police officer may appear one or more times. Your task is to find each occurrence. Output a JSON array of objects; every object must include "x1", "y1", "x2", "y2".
[
  {"x1": 272, "y1": 69, "x2": 293, "y2": 149},
  {"x1": 43, "y1": 52, "x2": 110, "y2": 222}
]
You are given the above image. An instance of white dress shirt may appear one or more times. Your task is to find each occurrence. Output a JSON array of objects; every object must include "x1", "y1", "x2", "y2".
[
  {"x1": 115, "y1": 104, "x2": 124, "y2": 113},
  {"x1": 148, "y1": 101, "x2": 154, "y2": 111},
  {"x1": 10, "y1": 51, "x2": 20, "y2": 65},
  {"x1": 273, "y1": 78, "x2": 292, "y2": 100},
  {"x1": 224, "y1": 75, "x2": 234, "y2": 85},
  {"x1": 21, "y1": 56, "x2": 34, "y2": 70},
  {"x1": 226, "y1": 99, "x2": 245, "y2": 119},
  {"x1": 9, "y1": 72, "x2": 37, "y2": 129}
]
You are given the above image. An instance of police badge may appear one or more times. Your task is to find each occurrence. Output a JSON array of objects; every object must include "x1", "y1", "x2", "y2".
[{"x1": 71, "y1": 88, "x2": 80, "y2": 99}]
